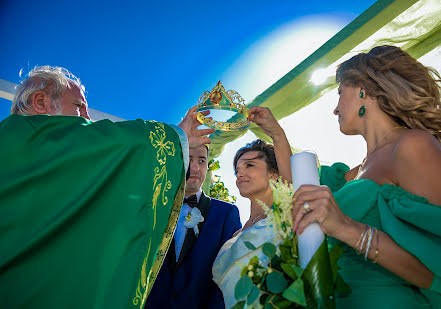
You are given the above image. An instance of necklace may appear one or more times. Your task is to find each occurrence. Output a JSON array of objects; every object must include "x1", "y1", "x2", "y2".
[
  {"x1": 368, "y1": 126, "x2": 406, "y2": 155},
  {"x1": 250, "y1": 213, "x2": 266, "y2": 224},
  {"x1": 357, "y1": 126, "x2": 406, "y2": 177}
]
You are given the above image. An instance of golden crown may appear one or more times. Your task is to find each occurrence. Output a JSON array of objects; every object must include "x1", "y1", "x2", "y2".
[{"x1": 196, "y1": 81, "x2": 249, "y2": 131}]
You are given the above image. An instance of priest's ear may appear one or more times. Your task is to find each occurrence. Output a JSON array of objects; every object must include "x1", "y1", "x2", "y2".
[{"x1": 30, "y1": 91, "x2": 54, "y2": 115}]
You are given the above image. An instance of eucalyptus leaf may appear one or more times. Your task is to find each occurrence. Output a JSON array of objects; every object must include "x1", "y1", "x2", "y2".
[
  {"x1": 281, "y1": 263, "x2": 302, "y2": 280},
  {"x1": 262, "y1": 243, "x2": 276, "y2": 259},
  {"x1": 282, "y1": 278, "x2": 307, "y2": 307},
  {"x1": 234, "y1": 275, "x2": 253, "y2": 300},
  {"x1": 247, "y1": 284, "x2": 260, "y2": 305},
  {"x1": 266, "y1": 272, "x2": 288, "y2": 294},
  {"x1": 231, "y1": 300, "x2": 246, "y2": 309},
  {"x1": 244, "y1": 241, "x2": 257, "y2": 251}
]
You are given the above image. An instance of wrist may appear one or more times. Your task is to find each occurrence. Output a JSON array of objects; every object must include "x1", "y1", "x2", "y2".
[
  {"x1": 333, "y1": 216, "x2": 363, "y2": 246},
  {"x1": 270, "y1": 128, "x2": 286, "y2": 141}
]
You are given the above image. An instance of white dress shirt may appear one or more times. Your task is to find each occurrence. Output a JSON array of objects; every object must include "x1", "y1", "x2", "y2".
[{"x1": 174, "y1": 190, "x2": 202, "y2": 261}]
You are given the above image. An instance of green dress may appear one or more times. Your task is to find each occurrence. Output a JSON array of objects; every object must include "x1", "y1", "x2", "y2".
[
  {"x1": 0, "y1": 115, "x2": 186, "y2": 309},
  {"x1": 320, "y1": 163, "x2": 441, "y2": 308}
]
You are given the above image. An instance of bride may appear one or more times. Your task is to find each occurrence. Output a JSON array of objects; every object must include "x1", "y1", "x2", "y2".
[{"x1": 212, "y1": 111, "x2": 292, "y2": 308}]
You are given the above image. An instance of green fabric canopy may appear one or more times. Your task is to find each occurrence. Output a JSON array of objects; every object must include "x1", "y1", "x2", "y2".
[{"x1": 208, "y1": 0, "x2": 441, "y2": 159}]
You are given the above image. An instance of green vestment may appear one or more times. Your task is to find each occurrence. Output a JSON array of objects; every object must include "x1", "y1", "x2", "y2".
[{"x1": 0, "y1": 115, "x2": 185, "y2": 308}]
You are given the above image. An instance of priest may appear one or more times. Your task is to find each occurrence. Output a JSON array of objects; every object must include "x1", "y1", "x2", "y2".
[{"x1": 0, "y1": 66, "x2": 214, "y2": 308}]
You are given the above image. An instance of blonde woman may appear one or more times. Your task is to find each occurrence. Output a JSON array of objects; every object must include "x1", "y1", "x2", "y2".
[{"x1": 290, "y1": 45, "x2": 441, "y2": 308}]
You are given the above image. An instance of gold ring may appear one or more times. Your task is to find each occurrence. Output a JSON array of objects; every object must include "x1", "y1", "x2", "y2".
[{"x1": 304, "y1": 202, "x2": 311, "y2": 213}]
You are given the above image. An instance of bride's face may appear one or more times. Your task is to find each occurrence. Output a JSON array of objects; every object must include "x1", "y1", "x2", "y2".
[{"x1": 235, "y1": 151, "x2": 277, "y2": 198}]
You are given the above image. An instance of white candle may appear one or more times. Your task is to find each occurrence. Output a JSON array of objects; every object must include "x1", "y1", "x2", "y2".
[{"x1": 290, "y1": 152, "x2": 324, "y2": 269}]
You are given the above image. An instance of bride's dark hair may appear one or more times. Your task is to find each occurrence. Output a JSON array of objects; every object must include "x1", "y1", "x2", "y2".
[{"x1": 233, "y1": 139, "x2": 278, "y2": 174}]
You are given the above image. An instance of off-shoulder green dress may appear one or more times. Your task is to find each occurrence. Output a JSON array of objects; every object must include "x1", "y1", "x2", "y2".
[{"x1": 321, "y1": 163, "x2": 441, "y2": 309}]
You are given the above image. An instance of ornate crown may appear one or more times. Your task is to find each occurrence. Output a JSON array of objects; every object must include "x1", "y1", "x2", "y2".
[{"x1": 196, "y1": 81, "x2": 250, "y2": 131}]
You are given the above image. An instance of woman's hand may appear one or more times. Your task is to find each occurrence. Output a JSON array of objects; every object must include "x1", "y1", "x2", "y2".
[
  {"x1": 248, "y1": 106, "x2": 284, "y2": 139},
  {"x1": 292, "y1": 185, "x2": 352, "y2": 239}
]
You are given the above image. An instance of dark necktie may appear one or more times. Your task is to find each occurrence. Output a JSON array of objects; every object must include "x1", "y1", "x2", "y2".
[{"x1": 183, "y1": 194, "x2": 198, "y2": 208}]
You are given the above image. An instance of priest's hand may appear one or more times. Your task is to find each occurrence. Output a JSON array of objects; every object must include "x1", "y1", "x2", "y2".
[{"x1": 179, "y1": 105, "x2": 214, "y2": 149}]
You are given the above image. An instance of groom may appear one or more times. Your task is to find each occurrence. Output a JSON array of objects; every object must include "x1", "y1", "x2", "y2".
[{"x1": 146, "y1": 144, "x2": 241, "y2": 308}]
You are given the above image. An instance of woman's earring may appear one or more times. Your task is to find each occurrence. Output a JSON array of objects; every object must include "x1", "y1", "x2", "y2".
[
  {"x1": 359, "y1": 105, "x2": 366, "y2": 116},
  {"x1": 359, "y1": 91, "x2": 364, "y2": 98}
]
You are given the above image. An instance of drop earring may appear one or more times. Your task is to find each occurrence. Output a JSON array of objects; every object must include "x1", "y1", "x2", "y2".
[{"x1": 359, "y1": 90, "x2": 366, "y2": 116}]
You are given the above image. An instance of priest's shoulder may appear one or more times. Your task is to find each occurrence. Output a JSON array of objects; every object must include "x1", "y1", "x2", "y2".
[{"x1": 85, "y1": 118, "x2": 180, "y2": 144}]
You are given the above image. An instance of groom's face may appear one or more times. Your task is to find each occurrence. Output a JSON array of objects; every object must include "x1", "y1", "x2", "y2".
[{"x1": 185, "y1": 145, "x2": 208, "y2": 196}]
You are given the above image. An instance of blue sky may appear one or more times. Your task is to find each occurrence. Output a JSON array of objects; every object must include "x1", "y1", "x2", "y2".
[{"x1": 0, "y1": 0, "x2": 376, "y2": 123}]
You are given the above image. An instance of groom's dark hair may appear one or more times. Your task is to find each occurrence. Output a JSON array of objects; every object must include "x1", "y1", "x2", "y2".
[{"x1": 233, "y1": 139, "x2": 278, "y2": 174}]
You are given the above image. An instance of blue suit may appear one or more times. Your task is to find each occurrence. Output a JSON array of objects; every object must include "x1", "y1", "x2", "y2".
[{"x1": 145, "y1": 192, "x2": 242, "y2": 308}]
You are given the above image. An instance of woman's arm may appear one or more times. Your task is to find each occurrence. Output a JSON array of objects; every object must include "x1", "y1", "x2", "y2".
[
  {"x1": 248, "y1": 106, "x2": 292, "y2": 182},
  {"x1": 336, "y1": 215, "x2": 433, "y2": 289},
  {"x1": 292, "y1": 185, "x2": 434, "y2": 289}
]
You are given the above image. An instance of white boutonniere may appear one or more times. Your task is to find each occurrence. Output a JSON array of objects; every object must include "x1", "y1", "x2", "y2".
[{"x1": 184, "y1": 207, "x2": 204, "y2": 236}]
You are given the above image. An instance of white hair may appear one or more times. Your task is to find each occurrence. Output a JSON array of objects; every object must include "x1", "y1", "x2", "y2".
[{"x1": 11, "y1": 66, "x2": 85, "y2": 115}]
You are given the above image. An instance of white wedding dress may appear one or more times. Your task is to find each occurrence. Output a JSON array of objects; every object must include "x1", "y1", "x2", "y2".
[{"x1": 212, "y1": 219, "x2": 283, "y2": 308}]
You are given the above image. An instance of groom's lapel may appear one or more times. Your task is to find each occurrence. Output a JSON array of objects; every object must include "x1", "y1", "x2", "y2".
[{"x1": 175, "y1": 192, "x2": 211, "y2": 270}]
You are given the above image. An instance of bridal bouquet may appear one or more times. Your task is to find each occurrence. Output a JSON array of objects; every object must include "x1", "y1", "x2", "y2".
[{"x1": 232, "y1": 179, "x2": 349, "y2": 309}]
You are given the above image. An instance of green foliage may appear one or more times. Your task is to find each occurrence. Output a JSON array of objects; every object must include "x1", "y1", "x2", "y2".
[
  {"x1": 208, "y1": 159, "x2": 220, "y2": 171},
  {"x1": 266, "y1": 272, "x2": 287, "y2": 294},
  {"x1": 262, "y1": 243, "x2": 276, "y2": 259},
  {"x1": 207, "y1": 159, "x2": 237, "y2": 204},
  {"x1": 232, "y1": 181, "x2": 347, "y2": 308},
  {"x1": 231, "y1": 300, "x2": 246, "y2": 309},
  {"x1": 233, "y1": 238, "x2": 346, "y2": 308},
  {"x1": 235, "y1": 276, "x2": 253, "y2": 300},
  {"x1": 282, "y1": 279, "x2": 307, "y2": 306},
  {"x1": 280, "y1": 263, "x2": 303, "y2": 280},
  {"x1": 244, "y1": 241, "x2": 257, "y2": 251},
  {"x1": 247, "y1": 285, "x2": 260, "y2": 305}
]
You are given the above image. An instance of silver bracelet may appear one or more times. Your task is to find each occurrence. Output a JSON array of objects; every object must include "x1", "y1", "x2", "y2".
[
  {"x1": 364, "y1": 226, "x2": 374, "y2": 260},
  {"x1": 357, "y1": 226, "x2": 369, "y2": 255}
]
